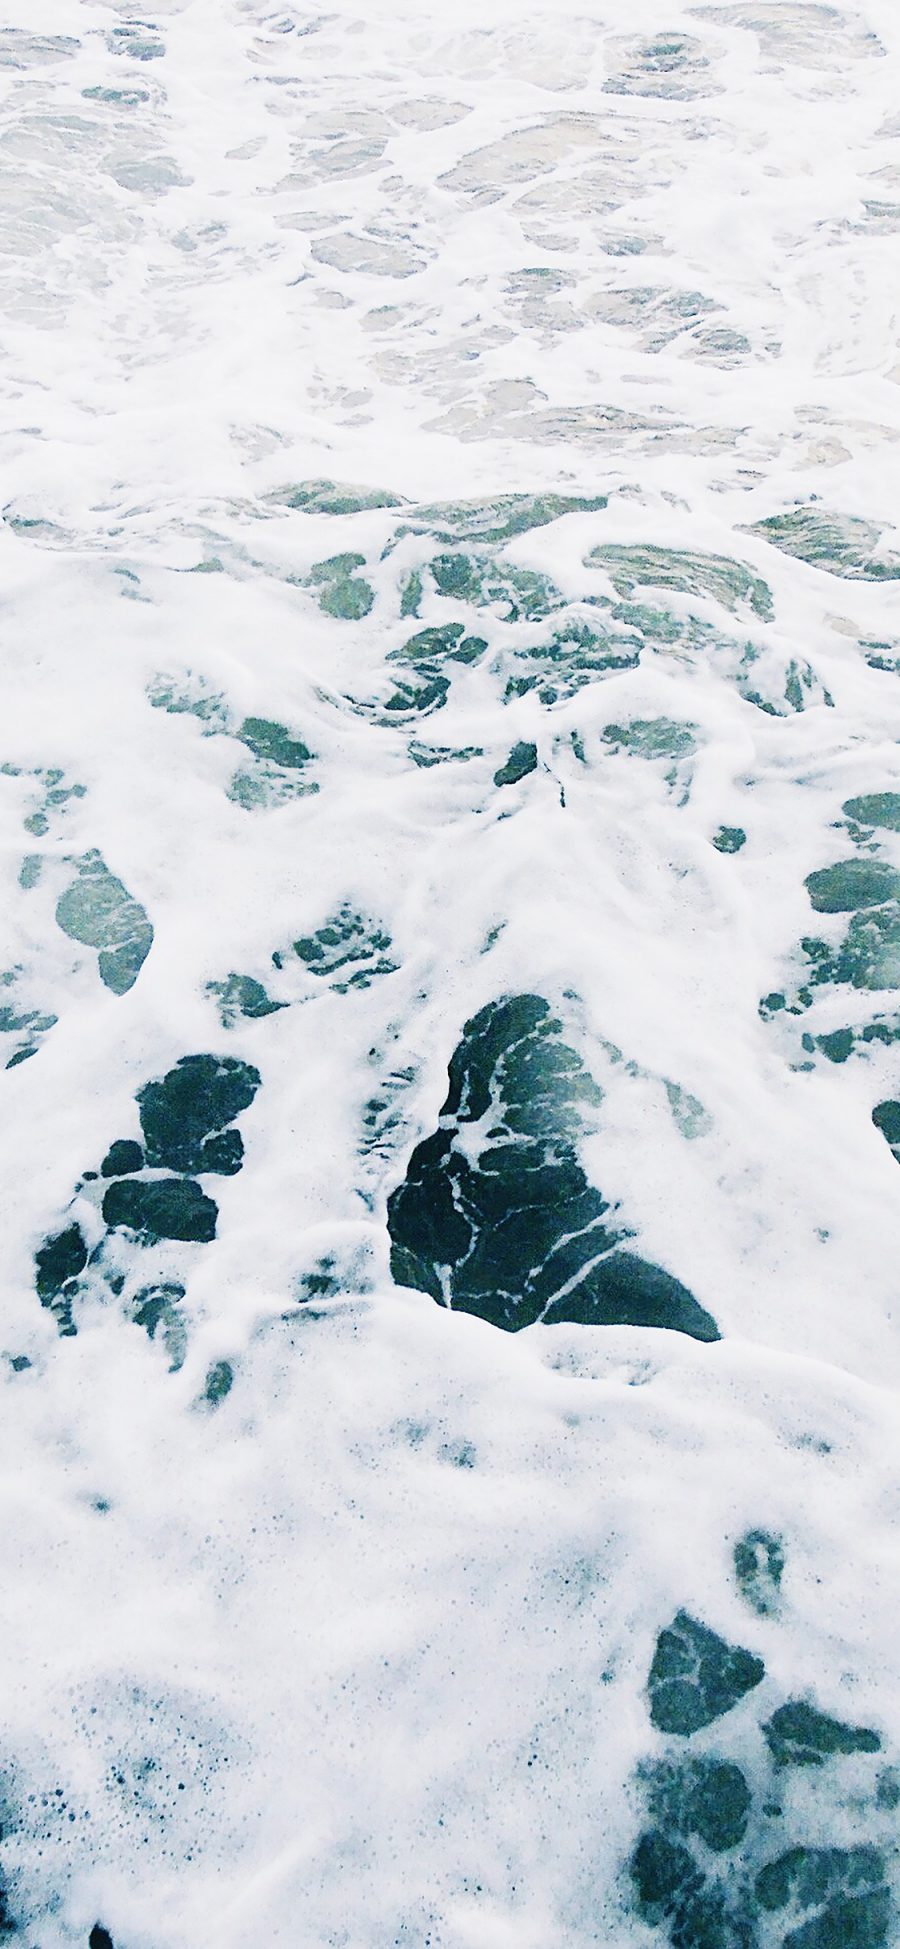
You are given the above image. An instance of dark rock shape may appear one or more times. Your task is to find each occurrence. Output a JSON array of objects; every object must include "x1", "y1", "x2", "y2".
[
  {"x1": 101, "y1": 1139, "x2": 144, "y2": 1178},
  {"x1": 494, "y1": 742, "x2": 537, "y2": 786},
  {"x1": 763, "y1": 1701, "x2": 881, "y2": 1769},
  {"x1": 734, "y1": 1529, "x2": 784, "y2": 1616},
  {"x1": 804, "y1": 861, "x2": 900, "y2": 914},
  {"x1": 756, "y1": 1847, "x2": 889, "y2": 1949},
  {"x1": 387, "y1": 996, "x2": 719, "y2": 1340},
  {"x1": 102, "y1": 1177, "x2": 218, "y2": 1245},
  {"x1": 35, "y1": 1222, "x2": 88, "y2": 1330},
  {"x1": 713, "y1": 827, "x2": 746, "y2": 854},
  {"x1": 645, "y1": 1758, "x2": 752, "y2": 1853},
  {"x1": 872, "y1": 1101, "x2": 900, "y2": 1161},
  {"x1": 648, "y1": 1612, "x2": 764, "y2": 1735},
  {"x1": 89, "y1": 1926, "x2": 114, "y2": 1949},
  {"x1": 843, "y1": 792, "x2": 900, "y2": 831},
  {"x1": 137, "y1": 1055, "x2": 260, "y2": 1175}
]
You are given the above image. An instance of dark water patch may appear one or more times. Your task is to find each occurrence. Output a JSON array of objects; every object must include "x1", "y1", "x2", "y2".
[
  {"x1": 628, "y1": 1532, "x2": 892, "y2": 1949},
  {"x1": 55, "y1": 852, "x2": 153, "y2": 995},
  {"x1": 873, "y1": 1100, "x2": 900, "y2": 1162},
  {"x1": 382, "y1": 673, "x2": 449, "y2": 718},
  {"x1": 132, "y1": 1284, "x2": 186, "y2": 1370},
  {"x1": 309, "y1": 552, "x2": 374, "y2": 619},
  {"x1": 0, "y1": 29, "x2": 79, "y2": 66},
  {"x1": 494, "y1": 742, "x2": 537, "y2": 786},
  {"x1": 207, "y1": 974, "x2": 286, "y2": 1027},
  {"x1": 388, "y1": 997, "x2": 718, "y2": 1340},
  {"x1": 401, "y1": 491, "x2": 607, "y2": 545},
  {"x1": 603, "y1": 718, "x2": 697, "y2": 762},
  {"x1": 743, "y1": 508, "x2": 900, "y2": 581},
  {"x1": 137, "y1": 1055, "x2": 260, "y2": 1175},
  {"x1": 505, "y1": 619, "x2": 641, "y2": 702},
  {"x1": 229, "y1": 718, "x2": 317, "y2": 809},
  {"x1": 430, "y1": 551, "x2": 564, "y2": 619},
  {"x1": 586, "y1": 543, "x2": 773, "y2": 619},
  {"x1": 541, "y1": 1253, "x2": 718, "y2": 1337},
  {"x1": 0, "y1": 968, "x2": 57, "y2": 1068},
  {"x1": 102, "y1": 1177, "x2": 218, "y2": 1245},
  {"x1": 796, "y1": 908, "x2": 900, "y2": 995},
  {"x1": 734, "y1": 1530, "x2": 784, "y2": 1616},
  {"x1": 276, "y1": 480, "x2": 405, "y2": 515},
  {"x1": 399, "y1": 569, "x2": 422, "y2": 616},
  {"x1": 604, "y1": 32, "x2": 721, "y2": 99},
  {"x1": 644, "y1": 1757, "x2": 752, "y2": 1852},
  {"x1": 35, "y1": 1056, "x2": 260, "y2": 1336},
  {"x1": 147, "y1": 672, "x2": 228, "y2": 730},
  {"x1": 804, "y1": 861, "x2": 900, "y2": 914},
  {"x1": 202, "y1": 1359, "x2": 233, "y2": 1406},
  {"x1": 843, "y1": 792, "x2": 900, "y2": 832},
  {"x1": 365, "y1": 621, "x2": 489, "y2": 723},
  {"x1": 756, "y1": 1846, "x2": 889, "y2": 1946},
  {"x1": 392, "y1": 622, "x2": 486, "y2": 668},
  {"x1": 83, "y1": 85, "x2": 150, "y2": 104},
  {"x1": 237, "y1": 718, "x2": 313, "y2": 771},
  {"x1": 35, "y1": 1223, "x2": 88, "y2": 1334},
  {"x1": 109, "y1": 23, "x2": 164, "y2": 59},
  {"x1": 763, "y1": 1701, "x2": 880, "y2": 1768},
  {"x1": 407, "y1": 742, "x2": 483, "y2": 768},
  {"x1": 101, "y1": 1140, "x2": 144, "y2": 1178},
  {"x1": 278, "y1": 906, "x2": 397, "y2": 992},
  {"x1": 648, "y1": 1612, "x2": 764, "y2": 1734}
]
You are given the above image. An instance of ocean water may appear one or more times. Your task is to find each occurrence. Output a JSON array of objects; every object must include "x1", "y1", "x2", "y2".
[{"x1": 2, "y1": 1, "x2": 900, "y2": 1944}]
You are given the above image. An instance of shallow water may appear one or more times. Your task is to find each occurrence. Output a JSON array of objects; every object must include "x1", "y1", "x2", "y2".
[{"x1": 2, "y1": 1, "x2": 900, "y2": 1944}]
